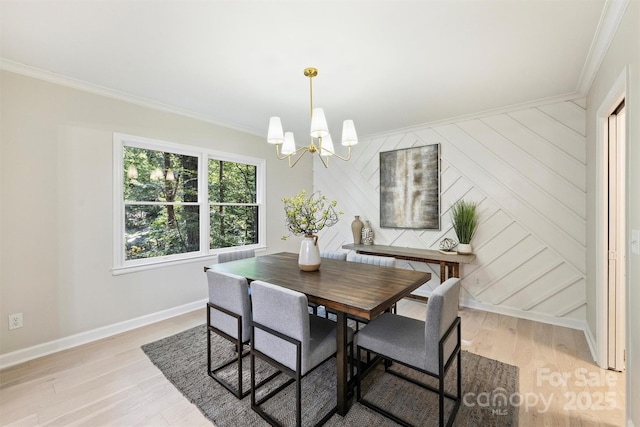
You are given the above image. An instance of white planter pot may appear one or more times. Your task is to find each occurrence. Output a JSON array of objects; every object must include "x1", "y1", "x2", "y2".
[
  {"x1": 299, "y1": 235, "x2": 321, "y2": 271},
  {"x1": 457, "y1": 243, "x2": 473, "y2": 254}
]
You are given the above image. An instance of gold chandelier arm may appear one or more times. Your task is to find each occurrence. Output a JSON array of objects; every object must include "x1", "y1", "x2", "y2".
[
  {"x1": 274, "y1": 144, "x2": 307, "y2": 161},
  {"x1": 287, "y1": 147, "x2": 309, "y2": 168},
  {"x1": 275, "y1": 144, "x2": 311, "y2": 168},
  {"x1": 317, "y1": 153, "x2": 329, "y2": 168},
  {"x1": 316, "y1": 145, "x2": 352, "y2": 162},
  {"x1": 273, "y1": 144, "x2": 290, "y2": 160}
]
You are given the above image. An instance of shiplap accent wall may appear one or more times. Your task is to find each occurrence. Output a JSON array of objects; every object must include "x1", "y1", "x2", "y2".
[{"x1": 314, "y1": 100, "x2": 586, "y2": 329}]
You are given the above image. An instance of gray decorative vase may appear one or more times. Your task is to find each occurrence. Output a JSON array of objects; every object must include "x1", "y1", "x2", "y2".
[
  {"x1": 361, "y1": 220, "x2": 374, "y2": 245},
  {"x1": 351, "y1": 216, "x2": 364, "y2": 245}
]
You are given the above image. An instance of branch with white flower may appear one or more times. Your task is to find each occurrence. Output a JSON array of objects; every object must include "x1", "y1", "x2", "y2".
[{"x1": 281, "y1": 190, "x2": 343, "y2": 239}]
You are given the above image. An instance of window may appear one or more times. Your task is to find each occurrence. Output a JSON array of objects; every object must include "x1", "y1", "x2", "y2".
[
  {"x1": 113, "y1": 133, "x2": 265, "y2": 272},
  {"x1": 208, "y1": 159, "x2": 259, "y2": 249}
]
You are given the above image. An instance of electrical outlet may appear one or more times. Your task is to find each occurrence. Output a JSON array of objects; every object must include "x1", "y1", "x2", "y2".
[
  {"x1": 632, "y1": 230, "x2": 640, "y2": 255},
  {"x1": 9, "y1": 313, "x2": 23, "y2": 330}
]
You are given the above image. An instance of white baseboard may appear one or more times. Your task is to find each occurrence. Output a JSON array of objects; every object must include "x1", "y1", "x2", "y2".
[
  {"x1": 0, "y1": 299, "x2": 207, "y2": 370},
  {"x1": 0, "y1": 294, "x2": 596, "y2": 370},
  {"x1": 409, "y1": 291, "x2": 590, "y2": 332},
  {"x1": 458, "y1": 295, "x2": 589, "y2": 331},
  {"x1": 582, "y1": 323, "x2": 598, "y2": 363},
  {"x1": 459, "y1": 297, "x2": 602, "y2": 364}
]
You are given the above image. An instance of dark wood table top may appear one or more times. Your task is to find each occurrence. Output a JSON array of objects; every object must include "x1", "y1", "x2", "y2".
[{"x1": 205, "y1": 252, "x2": 431, "y2": 320}]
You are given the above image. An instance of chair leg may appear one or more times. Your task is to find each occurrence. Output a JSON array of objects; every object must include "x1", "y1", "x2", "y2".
[
  {"x1": 237, "y1": 337, "x2": 243, "y2": 398},
  {"x1": 207, "y1": 303, "x2": 251, "y2": 398},
  {"x1": 207, "y1": 330, "x2": 250, "y2": 398},
  {"x1": 457, "y1": 345, "x2": 462, "y2": 400},
  {"x1": 439, "y1": 373, "x2": 445, "y2": 427},
  {"x1": 356, "y1": 346, "x2": 362, "y2": 401},
  {"x1": 250, "y1": 349, "x2": 256, "y2": 407},
  {"x1": 207, "y1": 324, "x2": 212, "y2": 375},
  {"x1": 296, "y1": 369, "x2": 302, "y2": 427},
  {"x1": 350, "y1": 341, "x2": 355, "y2": 380}
]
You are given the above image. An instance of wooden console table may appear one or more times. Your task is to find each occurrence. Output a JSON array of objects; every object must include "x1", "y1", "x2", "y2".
[{"x1": 342, "y1": 244, "x2": 475, "y2": 283}]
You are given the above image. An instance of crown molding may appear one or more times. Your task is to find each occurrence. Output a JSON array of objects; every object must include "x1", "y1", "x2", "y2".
[
  {"x1": 367, "y1": 0, "x2": 629, "y2": 140},
  {"x1": 1, "y1": 0, "x2": 628, "y2": 141},
  {"x1": 576, "y1": 0, "x2": 630, "y2": 96},
  {"x1": 0, "y1": 58, "x2": 262, "y2": 137},
  {"x1": 367, "y1": 91, "x2": 582, "y2": 140}
]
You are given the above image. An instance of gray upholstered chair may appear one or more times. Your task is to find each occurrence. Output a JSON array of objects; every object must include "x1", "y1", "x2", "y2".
[
  {"x1": 206, "y1": 270, "x2": 253, "y2": 398},
  {"x1": 217, "y1": 248, "x2": 255, "y2": 263},
  {"x1": 356, "y1": 277, "x2": 462, "y2": 427},
  {"x1": 217, "y1": 248, "x2": 256, "y2": 297},
  {"x1": 250, "y1": 280, "x2": 354, "y2": 427},
  {"x1": 345, "y1": 252, "x2": 398, "y2": 327},
  {"x1": 346, "y1": 251, "x2": 396, "y2": 267},
  {"x1": 320, "y1": 250, "x2": 348, "y2": 260}
]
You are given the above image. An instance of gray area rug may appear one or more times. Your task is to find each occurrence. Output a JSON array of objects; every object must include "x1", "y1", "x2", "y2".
[{"x1": 142, "y1": 324, "x2": 519, "y2": 426}]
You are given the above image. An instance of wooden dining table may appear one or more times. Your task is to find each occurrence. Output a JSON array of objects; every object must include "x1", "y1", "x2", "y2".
[{"x1": 204, "y1": 251, "x2": 431, "y2": 416}]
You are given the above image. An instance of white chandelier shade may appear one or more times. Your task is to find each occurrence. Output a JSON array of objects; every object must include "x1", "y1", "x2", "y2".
[
  {"x1": 267, "y1": 117, "x2": 284, "y2": 144},
  {"x1": 341, "y1": 119, "x2": 358, "y2": 146},
  {"x1": 320, "y1": 133, "x2": 335, "y2": 157},
  {"x1": 282, "y1": 132, "x2": 297, "y2": 155},
  {"x1": 310, "y1": 108, "x2": 329, "y2": 138}
]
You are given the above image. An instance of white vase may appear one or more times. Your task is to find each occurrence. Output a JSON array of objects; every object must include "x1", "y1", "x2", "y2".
[
  {"x1": 457, "y1": 243, "x2": 473, "y2": 254},
  {"x1": 299, "y1": 234, "x2": 321, "y2": 271}
]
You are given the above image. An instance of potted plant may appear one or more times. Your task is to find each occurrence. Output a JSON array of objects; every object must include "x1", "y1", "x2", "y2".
[
  {"x1": 282, "y1": 190, "x2": 342, "y2": 271},
  {"x1": 451, "y1": 200, "x2": 478, "y2": 254}
]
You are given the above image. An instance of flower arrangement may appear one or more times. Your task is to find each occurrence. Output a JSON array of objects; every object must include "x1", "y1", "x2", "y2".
[{"x1": 282, "y1": 190, "x2": 342, "y2": 239}]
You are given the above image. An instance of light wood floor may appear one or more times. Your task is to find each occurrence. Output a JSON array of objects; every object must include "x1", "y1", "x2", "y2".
[{"x1": 0, "y1": 301, "x2": 626, "y2": 426}]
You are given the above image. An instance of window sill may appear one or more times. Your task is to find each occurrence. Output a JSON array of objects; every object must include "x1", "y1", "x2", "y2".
[
  {"x1": 112, "y1": 246, "x2": 268, "y2": 276},
  {"x1": 112, "y1": 254, "x2": 217, "y2": 276}
]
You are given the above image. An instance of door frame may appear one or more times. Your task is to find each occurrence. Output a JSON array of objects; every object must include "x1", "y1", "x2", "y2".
[{"x1": 595, "y1": 68, "x2": 627, "y2": 368}]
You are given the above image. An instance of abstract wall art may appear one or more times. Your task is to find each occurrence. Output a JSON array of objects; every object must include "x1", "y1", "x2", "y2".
[{"x1": 380, "y1": 144, "x2": 440, "y2": 229}]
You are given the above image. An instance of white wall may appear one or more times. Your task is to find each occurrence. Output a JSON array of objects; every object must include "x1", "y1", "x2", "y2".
[
  {"x1": 314, "y1": 100, "x2": 587, "y2": 331},
  {"x1": 585, "y1": 1, "x2": 639, "y2": 426},
  {"x1": 0, "y1": 71, "x2": 311, "y2": 361}
]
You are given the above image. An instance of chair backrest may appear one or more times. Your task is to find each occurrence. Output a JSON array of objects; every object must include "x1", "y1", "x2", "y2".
[
  {"x1": 217, "y1": 249, "x2": 256, "y2": 264},
  {"x1": 347, "y1": 252, "x2": 396, "y2": 267},
  {"x1": 424, "y1": 277, "x2": 460, "y2": 373},
  {"x1": 320, "y1": 250, "x2": 347, "y2": 260},
  {"x1": 250, "y1": 281, "x2": 311, "y2": 372},
  {"x1": 207, "y1": 270, "x2": 252, "y2": 342}
]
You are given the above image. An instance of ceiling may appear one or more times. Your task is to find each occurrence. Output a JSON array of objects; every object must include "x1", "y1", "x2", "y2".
[{"x1": 1, "y1": 1, "x2": 609, "y2": 141}]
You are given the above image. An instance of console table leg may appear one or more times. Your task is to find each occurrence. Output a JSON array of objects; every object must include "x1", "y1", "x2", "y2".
[{"x1": 451, "y1": 263, "x2": 460, "y2": 278}]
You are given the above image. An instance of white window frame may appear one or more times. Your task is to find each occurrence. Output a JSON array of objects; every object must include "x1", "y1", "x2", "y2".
[{"x1": 113, "y1": 133, "x2": 266, "y2": 274}]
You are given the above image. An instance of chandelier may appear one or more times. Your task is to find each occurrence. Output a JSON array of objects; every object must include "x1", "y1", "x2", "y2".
[{"x1": 267, "y1": 67, "x2": 358, "y2": 168}]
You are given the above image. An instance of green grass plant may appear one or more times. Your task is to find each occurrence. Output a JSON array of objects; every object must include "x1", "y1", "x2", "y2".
[{"x1": 451, "y1": 200, "x2": 478, "y2": 244}]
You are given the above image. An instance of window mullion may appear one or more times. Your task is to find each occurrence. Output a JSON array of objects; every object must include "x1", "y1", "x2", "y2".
[{"x1": 200, "y1": 153, "x2": 210, "y2": 255}]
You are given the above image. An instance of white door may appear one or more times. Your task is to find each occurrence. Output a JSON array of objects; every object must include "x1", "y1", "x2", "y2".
[{"x1": 607, "y1": 100, "x2": 626, "y2": 371}]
